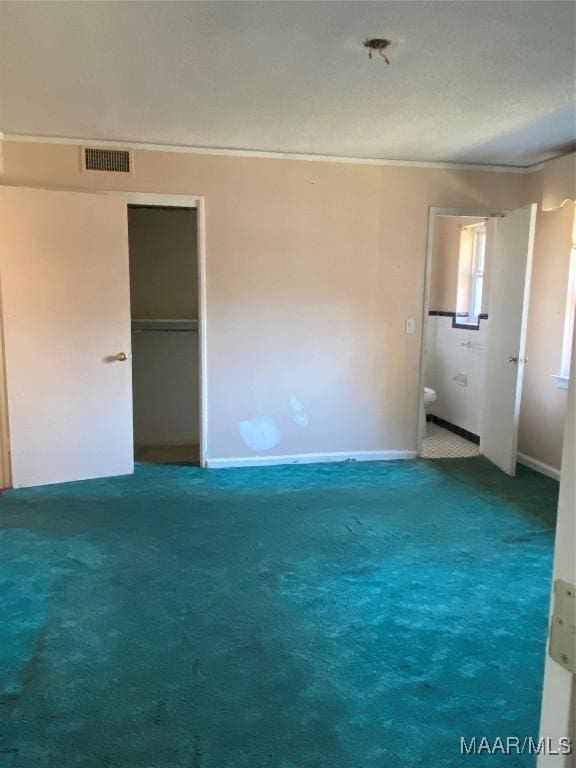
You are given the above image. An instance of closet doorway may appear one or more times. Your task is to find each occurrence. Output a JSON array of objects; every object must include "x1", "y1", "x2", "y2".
[{"x1": 128, "y1": 202, "x2": 203, "y2": 466}]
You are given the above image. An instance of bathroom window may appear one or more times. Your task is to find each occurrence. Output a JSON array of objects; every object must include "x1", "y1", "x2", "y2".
[
  {"x1": 469, "y1": 225, "x2": 486, "y2": 319},
  {"x1": 457, "y1": 222, "x2": 487, "y2": 324}
]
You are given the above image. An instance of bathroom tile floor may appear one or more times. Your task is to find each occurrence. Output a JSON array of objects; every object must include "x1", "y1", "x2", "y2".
[{"x1": 421, "y1": 422, "x2": 480, "y2": 459}]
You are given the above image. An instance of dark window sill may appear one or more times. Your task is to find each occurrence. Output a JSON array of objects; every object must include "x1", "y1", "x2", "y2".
[{"x1": 428, "y1": 310, "x2": 488, "y2": 331}]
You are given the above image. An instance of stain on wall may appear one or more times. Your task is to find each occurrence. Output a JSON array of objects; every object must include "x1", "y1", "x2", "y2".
[
  {"x1": 289, "y1": 396, "x2": 309, "y2": 428},
  {"x1": 239, "y1": 416, "x2": 281, "y2": 452}
]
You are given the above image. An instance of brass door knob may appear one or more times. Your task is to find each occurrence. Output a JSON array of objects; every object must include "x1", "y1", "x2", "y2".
[{"x1": 115, "y1": 352, "x2": 128, "y2": 362}]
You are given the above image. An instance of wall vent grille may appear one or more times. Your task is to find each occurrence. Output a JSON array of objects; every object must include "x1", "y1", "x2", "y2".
[{"x1": 83, "y1": 147, "x2": 131, "y2": 173}]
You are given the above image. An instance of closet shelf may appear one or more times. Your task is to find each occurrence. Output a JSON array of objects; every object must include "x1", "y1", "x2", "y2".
[{"x1": 131, "y1": 318, "x2": 198, "y2": 332}]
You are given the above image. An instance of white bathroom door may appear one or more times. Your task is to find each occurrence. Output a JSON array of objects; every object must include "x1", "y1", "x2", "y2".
[
  {"x1": 481, "y1": 204, "x2": 537, "y2": 475},
  {"x1": 0, "y1": 186, "x2": 134, "y2": 488}
]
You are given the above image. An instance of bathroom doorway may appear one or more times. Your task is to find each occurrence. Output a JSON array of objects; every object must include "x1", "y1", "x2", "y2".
[
  {"x1": 418, "y1": 206, "x2": 537, "y2": 474},
  {"x1": 127, "y1": 203, "x2": 202, "y2": 466},
  {"x1": 421, "y1": 213, "x2": 494, "y2": 459}
]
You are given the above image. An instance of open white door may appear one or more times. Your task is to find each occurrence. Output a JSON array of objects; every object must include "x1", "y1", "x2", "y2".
[
  {"x1": 0, "y1": 186, "x2": 133, "y2": 488},
  {"x1": 481, "y1": 204, "x2": 537, "y2": 475}
]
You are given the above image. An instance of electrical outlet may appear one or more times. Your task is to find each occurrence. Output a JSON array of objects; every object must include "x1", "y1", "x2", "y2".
[{"x1": 405, "y1": 318, "x2": 415, "y2": 335}]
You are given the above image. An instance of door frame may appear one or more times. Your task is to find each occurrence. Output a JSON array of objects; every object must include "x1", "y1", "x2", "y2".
[
  {"x1": 0, "y1": 287, "x2": 11, "y2": 488},
  {"x1": 122, "y1": 192, "x2": 208, "y2": 469},
  {"x1": 0, "y1": 189, "x2": 209, "y2": 484},
  {"x1": 416, "y1": 206, "x2": 507, "y2": 457}
]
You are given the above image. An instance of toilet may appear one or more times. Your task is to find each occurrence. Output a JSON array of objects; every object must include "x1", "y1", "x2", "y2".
[{"x1": 421, "y1": 387, "x2": 437, "y2": 439}]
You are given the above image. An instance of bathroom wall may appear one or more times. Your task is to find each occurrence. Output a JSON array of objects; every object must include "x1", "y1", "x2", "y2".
[
  {"x1": 426, "y1": 215, "x2": 495, "y2": 436},
  {"x1": 128, "y1": 207, "x2": 200, "y2": 448},
  {"x1": 425, "y1": 317, "x2": 489, "y2": 436},
  {"x1": 428, "y1": 217, "x2": 462, "y2": 311}
]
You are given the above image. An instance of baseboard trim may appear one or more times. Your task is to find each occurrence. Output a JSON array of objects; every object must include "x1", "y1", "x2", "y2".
[
  {"x1": 517, "y1": 453, "x2": 560, "y2": 481},
  {"x1": 206, "y1": 450, "x2": 417, "y2": 469}
]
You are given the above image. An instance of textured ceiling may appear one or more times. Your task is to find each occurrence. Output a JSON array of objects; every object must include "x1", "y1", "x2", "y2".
[{"x1": 1, "y1": 1, "x2": 575, "y2": 167}]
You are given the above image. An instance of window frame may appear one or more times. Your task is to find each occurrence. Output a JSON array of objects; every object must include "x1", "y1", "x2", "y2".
[
  {"x1": 457, "y1": 221, "x2": 487, "y2": 327},
  {"x1": 469, "y1": 224, "x2": 487, "y2": 320}
]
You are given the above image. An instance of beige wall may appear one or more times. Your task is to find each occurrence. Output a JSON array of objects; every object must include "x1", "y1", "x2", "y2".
[
  {"x1": 0, "y1": 140, "x2": 530, "y2": 460},
  {"x1": 542, "y1": 152, "x2": 576, "y2": 211},
  {"x1": 518, "y1": 202, "x2": 574, "y2": 470}
]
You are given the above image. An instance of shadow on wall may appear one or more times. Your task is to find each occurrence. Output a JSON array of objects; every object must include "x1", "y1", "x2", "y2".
[{"x1": 451, "y1": 104, "x2": 576, "y2": 167}]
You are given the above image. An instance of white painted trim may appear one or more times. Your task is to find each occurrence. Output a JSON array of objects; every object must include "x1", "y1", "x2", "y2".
[
  {"x1": 0, "y1": 267, "x2": 12, "y2": 489},
  {"x1": 0, "y1": 132, "x2": 540, "y2": 174},
  {"x1": 121, "y1": 192, "x2": 198, "y2": 208},
  {"x1": 206, "y1": 449, "x2": 417, "y2": 469},
  {"x1": 196, "y1": 197, "x2": 209, "y2": 468},
  {"x1": 416, "y1": 206, "x2": 505, "y2": 457},
  {"x1": 517, "y1": 452, "x2": 561, "y2": 481},
  {"x1": 416, "y1": 208, "x2": 436, "y2": 457},
  {"x1": 0, "y1": 185, "x2": 203, "y2": 208},
  {"x1": 425, "y1": 207, "x2": 508, "y2": 219}
]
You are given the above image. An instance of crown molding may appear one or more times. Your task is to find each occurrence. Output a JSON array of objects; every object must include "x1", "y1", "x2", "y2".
[{"x1": 0, "y1": 132, "x2": 544, "y2": 174}]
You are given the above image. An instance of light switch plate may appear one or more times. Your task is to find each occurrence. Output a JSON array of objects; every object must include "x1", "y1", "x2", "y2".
[
  {"x1": 549, "y1": 579, "x2": 576, "y2": 673},
  {"x1": 405, "y1": 318, "x2": 415, "y2": 335}
]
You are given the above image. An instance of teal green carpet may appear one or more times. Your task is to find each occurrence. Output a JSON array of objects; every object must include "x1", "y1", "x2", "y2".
[{"x1": 0, "y1": 458, "x2": 558, "y2": 767}]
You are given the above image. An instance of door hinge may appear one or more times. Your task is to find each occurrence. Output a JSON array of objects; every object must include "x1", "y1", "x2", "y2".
[{"x1": 549, "y1": 579, "x2": 576, "y2": 673}]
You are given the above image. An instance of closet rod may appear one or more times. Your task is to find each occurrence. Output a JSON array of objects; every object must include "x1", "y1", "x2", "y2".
[
  {"x1": 131, "y1": 318, "x2": 198, "y2": 332},
  {"x1": 132, "y1": 328, "x2": 198, "y2": 333}
]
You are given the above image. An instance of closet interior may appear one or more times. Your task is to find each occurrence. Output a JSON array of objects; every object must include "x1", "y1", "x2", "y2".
[{"x1": 128, "y1": 205, "x2": 199, "y2": 465}]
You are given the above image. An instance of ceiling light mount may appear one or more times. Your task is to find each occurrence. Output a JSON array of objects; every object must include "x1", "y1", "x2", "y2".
[{"x1": 364, "y1": 38, "x2": 392, "y2": 64}]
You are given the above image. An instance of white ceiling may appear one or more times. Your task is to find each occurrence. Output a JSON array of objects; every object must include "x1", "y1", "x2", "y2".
[{"x1": 1, "y1": 1, "x2": 574, "y2": 167}]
